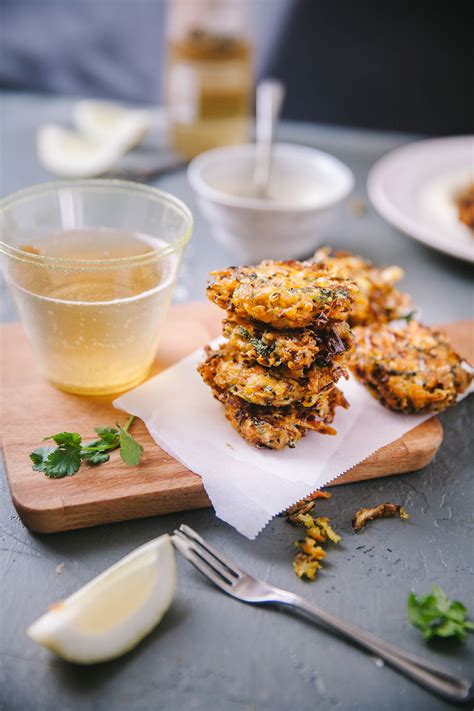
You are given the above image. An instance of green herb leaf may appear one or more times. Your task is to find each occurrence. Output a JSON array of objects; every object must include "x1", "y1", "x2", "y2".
[
  {"x1": 44, "y1": 431, "x2": 82, "y2": 448},
  {"x1": 94, "y1": 426, "x2": 119, "y2": 437},
  {"x1": 407, "y1": 585, "x2": 474, "y2": 642},
  {"x1": 30, "y1": 418, "x2": 142, "y2": 477},
  {"x1": 250, "y1": 337, "x2": 275, "y2": 359},
  {"x1": 82, "y1": 449, "x2": 111, "y2": 466},
  {"x1": 30, "y1": 446, "x2": 55, "y2": 472},
  {"x1": 93, "y1": 426, "x2": 120, "y2": 447},
  {"x1": 43, "y1": 446, "x2": 83, "y2": 478},
  {"x1": 89, "y1": 434, "x2": 120, "y2": 452},
  {"x1": 118, "y1": 427, "x2": 143, "y2": 467}
]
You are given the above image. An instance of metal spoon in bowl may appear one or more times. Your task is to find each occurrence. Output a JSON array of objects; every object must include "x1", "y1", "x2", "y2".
[{"x1": 253, "y1": 79, "x2": 286, "y2": 198}]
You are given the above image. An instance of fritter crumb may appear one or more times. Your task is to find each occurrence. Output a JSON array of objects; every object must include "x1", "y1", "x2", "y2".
[
  {"x1": 293, "y1": 552, "x2": 323, "y2": 581},
  {"x1": 313, "y1": 517, "x2": 342, "y2": 544},
  {"x1": 287, "y1": 501, "x2": 340, "y2": 581},
  {"x1": 299, "y1": 538, "x2": 327, "y2": 559},
  {"x1": 352, "y1": 503, "x2": 409, "y2": 532},
  {"x1": 285, "y1": 501, "x2": 316, "y2": 521},
  {"x1": 312, "y1": 247, "x2": 412, "y2": 326},
  {"x1": 285, "y1": 491, "x2": 331, "y2": 519},
  {"x1": 350, "y1": 321, "x2": 472, "y2": 413}
]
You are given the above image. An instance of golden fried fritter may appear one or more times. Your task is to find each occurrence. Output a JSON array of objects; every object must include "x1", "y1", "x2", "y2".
[
  {"x1": 222, "y1": 315, "x2": 353, "y2": 377},
  {"x1": 207, "y1": 260, "x2": 356, "y2": 329},
  {"x1": 350, "y1": 321, "x2": 472, "y2": 413},
  {"x1": 223, "y1": 389, "x2": 348, "y2": 449},
  {"x1": 457, "y1": 183, "x2": 474, "y2": 231},
  {"x1": 312, "y1": 247, "x2": 412, "y2": 326},
  {"x1": 199, "y1": 343, "x2": 346, "y2": 408}
]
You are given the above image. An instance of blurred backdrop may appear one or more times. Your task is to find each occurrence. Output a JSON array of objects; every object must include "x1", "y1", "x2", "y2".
[{"x1": 1, "y1": 0, "x2": 472, "y2": 135}]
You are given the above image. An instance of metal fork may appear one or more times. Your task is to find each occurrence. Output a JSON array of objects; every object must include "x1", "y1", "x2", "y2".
[{"x1": 172, "y1": 525, "x2": 472, "y2": 704}]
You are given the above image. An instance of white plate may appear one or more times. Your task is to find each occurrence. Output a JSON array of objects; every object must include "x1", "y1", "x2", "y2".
[{"x1": 368, "y1": 136, "x2": 474, "y2": 262}]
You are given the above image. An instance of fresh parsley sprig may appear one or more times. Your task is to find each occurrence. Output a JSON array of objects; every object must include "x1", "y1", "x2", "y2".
[
  {"x1": 407, "y1": 584, "x2": 474, "y2": 641},
  {"x1": 30, "y1": 415, "x2": 144, "y2": 478}
]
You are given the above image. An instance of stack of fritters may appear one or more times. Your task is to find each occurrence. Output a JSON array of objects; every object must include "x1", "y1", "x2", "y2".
[{"x1": 198, "y1": 260, "x2": 357, "y2": 449}]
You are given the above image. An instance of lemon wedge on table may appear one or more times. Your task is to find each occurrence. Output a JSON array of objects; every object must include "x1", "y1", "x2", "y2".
[
  {"x1": 27, "y1": 534, "x2": 176, "y2": 665},
  {"x1": 36, "y1": 124, "x2": 128, "y2": 178},
  {"x1": 72, "y1": 100, "x2": 151, "y2": 149},
  {"x1": 37, "y1": 101, "x2": 152, "y2": 178}
]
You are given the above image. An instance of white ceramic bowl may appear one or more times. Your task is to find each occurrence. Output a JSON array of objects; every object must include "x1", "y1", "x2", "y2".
[{"x1": 187, "y1": 142, "x2": 354, "y2": 261}]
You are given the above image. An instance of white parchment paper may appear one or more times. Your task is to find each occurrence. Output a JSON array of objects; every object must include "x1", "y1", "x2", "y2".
[{"x1": 114, "y1": 343, "x2": 471, "y2": 539}]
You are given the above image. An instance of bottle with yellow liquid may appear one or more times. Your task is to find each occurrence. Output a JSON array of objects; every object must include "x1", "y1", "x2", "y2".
[{"x1": 165, "y1": 0, "x2": 253, "y2": 158}]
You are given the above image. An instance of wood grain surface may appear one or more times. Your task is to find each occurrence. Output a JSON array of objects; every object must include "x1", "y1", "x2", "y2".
[{"x1": 2, "y1": 306, "x2": 471, "y2": 534}]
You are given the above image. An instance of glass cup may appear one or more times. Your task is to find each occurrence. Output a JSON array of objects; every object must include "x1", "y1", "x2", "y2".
[{"x1": 0, "y1": 180, "x2": 192, "y2": 395}]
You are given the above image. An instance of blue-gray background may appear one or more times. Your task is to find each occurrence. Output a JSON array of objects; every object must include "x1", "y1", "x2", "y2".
[{"x1": 1, "y1": 0, "x2": 473, "y2": 133}]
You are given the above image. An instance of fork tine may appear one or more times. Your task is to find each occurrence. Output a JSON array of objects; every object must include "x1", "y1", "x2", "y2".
[
  {"x1": 174, "y1": 530, "x2": 236, "y2": 584},
  {"x1": 172, "y1": 533, "x2": 233, "y2": 593},
  {"x1": 178, "y1": 524, "x2": 245, "y2": 579}
]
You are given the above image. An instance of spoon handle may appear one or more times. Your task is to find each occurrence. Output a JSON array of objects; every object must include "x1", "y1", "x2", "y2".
[{"x1": 253, "y1": 79, "x2": 285, "y2": 197}]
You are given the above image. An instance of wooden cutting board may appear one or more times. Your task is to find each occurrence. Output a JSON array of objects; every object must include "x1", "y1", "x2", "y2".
[{"x1": 1, "y1": 305, "x2": 471, "y2": 534}]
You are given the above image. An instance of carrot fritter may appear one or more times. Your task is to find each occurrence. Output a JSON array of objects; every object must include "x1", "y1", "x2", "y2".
[
  {"x1": 456, "y1": 183, "x2": 474, "y2": 231},
  {"x1": 198, "y1": 343, "x2": 346, "y2": 408},
  {"x1": 312, "y1": 247, "x2": 412, "y2": 326},
  {"x1": 223, "y1": 389, "x2": 348, "y2": 449},
  {"x1": 350, "y1": 321, "x2": 472, "y2": 413},
  {"x1": 207, "y1": 260, "x2": 356, "y2": 329},
  {"x1": 222, "y1": 315, "x2": 353, "y2": 377}
]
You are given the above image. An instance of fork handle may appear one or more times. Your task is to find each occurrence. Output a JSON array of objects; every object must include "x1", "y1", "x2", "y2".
[{"x1": 283, "y1": 594, "x2": 472, "y2": 702}]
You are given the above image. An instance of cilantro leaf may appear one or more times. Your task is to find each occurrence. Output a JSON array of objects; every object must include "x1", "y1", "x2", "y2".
[
  {"x1": 30, "y1": 446, "x2": 55, "y2": 472},
  {"x1": 43, "y1": 446, "x2": 82, "y2": 478},
  {"x1": 118, "y1": 426, "x2": 143, "y2": 467},
  {"x1": 82, "y1": 449, "x2": 111, "y2": 466},
  {"x1": 85, "y1": 434, "x2": 119, "y2": 452},
  {"x1": 94, "y1": 426, "x2": 120, "y2": 447},
  {"x1": 44, "y1": 432, "x2": 82, "y2": 448},
  {"x1": 402, "y1": 310, "x2": 417, "y2": 322},
  {"x1": 30, "y1": 417, "x2": 142, "y2": 477},
  {"x1": 94, "y1": 426, "x2": 119, "y2": 437},
  {"x1": 407, "y1": 585, "x2": 474, "y2": 642}
]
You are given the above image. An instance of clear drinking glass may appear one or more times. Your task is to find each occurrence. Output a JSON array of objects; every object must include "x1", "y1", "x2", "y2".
[{"x1": 0, "y1": 180, "x2": 192, "y2": 395}]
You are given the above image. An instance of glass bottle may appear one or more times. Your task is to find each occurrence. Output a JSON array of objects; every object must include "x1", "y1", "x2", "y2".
[{"x1": 165, "y1": 0, "x2": 253, "y2": 158}]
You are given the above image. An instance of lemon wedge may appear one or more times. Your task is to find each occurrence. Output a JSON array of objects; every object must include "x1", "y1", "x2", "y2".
[
  {"x1": 27, "y1": 534, "x2": 176, "y2": 664},
  {"x1": 73, "y1": 100, "x2": 151, "y2": 150},
  {"x1": 36, "y1": 124, "x2": 127, "y2": 178},
  {"x1": 37, "y1": 102, "x2": 151, "y2": 178}
]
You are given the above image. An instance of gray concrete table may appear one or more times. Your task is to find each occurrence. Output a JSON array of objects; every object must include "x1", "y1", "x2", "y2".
[{"x1": 1, "y1": 93, "x2": 473, "y2": 711}]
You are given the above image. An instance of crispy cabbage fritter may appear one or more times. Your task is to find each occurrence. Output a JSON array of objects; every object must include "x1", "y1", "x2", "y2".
[
  {"x1": 312, "y1": 247, "x2": 412, "y2": 326},
  {"x1": 199, "y1": 343, "x2": 346, "y2": 408},
  {"x1": 350, "y1": 321, "x2": 472, "y2": 413},
  {"x1": 456, "y1": 183, "x2": 474, "y2": 231},
  {"x1": 222, "y1": 315, "x2": 353, "y2": 377},
  {"x1": 207, "y1": 260, "x2": 356, "y2": 329},
  {"x1": 223, "y1": 389, "x2": 348, "y2": 449}
]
